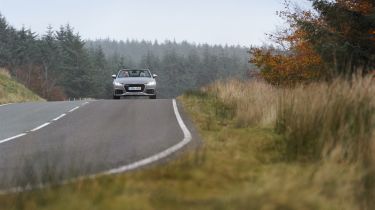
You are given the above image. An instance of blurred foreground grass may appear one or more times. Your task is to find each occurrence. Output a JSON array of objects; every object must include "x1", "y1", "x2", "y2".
[{"x1": 1, "y1": 78, "x2": 374, "y2": 210}]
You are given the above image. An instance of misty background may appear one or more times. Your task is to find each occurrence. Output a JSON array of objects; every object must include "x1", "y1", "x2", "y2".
[
  {"x1": 0, "y1": 0, "x2": 309, "y2": 99},
  {"x1": 0, "y1": 0, "x2": 289, "y2": 46}
]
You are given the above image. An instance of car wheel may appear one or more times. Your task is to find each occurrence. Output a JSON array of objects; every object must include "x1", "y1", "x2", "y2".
[
  {"x1": 149, "y1": 95, "x2": 157, "y2": 99},
  {"x1": 113, "y1": 95, "x2": 120, "y2": 100}
]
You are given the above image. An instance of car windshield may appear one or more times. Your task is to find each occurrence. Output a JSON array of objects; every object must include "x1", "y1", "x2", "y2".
[{"x1": 118, "y1": 70, "x2": 151, "y2": 78}]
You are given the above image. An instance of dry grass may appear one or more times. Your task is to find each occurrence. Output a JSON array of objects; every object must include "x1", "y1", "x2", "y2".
[
  {"x1": 208, "y1": 78, "x2": 375, "y2": 161},
  {"x1": 206, "y1": 77, "x2": 375, "y2": 208},
  {"x1": 0, "y1": 77, "x2": 373, "y2": 209},
  {"x1": 205, "y1": 80, "x2": 278, "y2": 127},
  {"x1": 0, "y1": 68, "x2": 43, "y2": 104},
  {"x1": 276, "y1": 78, "x2": 375, "y2": 162},
  {"x1": 0, "y1": 68, "x2": 11, "y2": 78}
]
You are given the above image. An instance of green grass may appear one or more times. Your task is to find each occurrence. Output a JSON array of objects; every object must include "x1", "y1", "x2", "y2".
[
  {"x1": 0, "y1": 79, "x2": 372, "y2": 210},
  {"x1": 0, "y1": 69, "x2": 43, "y2": 104}
]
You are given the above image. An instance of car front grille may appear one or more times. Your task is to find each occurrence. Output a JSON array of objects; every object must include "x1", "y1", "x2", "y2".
[
  {"x1": 115, "y1": 90, "x2": 124, "y2": 95},
  {"x1": 124, "y1": 84, "x2": 145, "y2": 92},
  {"x1": 145, "y1": 89, "x2": 155, "y2": 94}
]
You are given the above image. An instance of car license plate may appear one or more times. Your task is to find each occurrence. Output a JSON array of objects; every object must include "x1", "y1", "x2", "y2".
[{"x1": 129, "y1": 87, "x2": 141, "y2": 91}]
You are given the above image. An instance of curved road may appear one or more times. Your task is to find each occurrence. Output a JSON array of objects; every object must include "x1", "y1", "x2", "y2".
[{"x1": 0, "y1": 99, "x2": 199, "y2": 189}]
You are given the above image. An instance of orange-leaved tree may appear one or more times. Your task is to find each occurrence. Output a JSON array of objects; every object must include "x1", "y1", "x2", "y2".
[
  {"x1": 250, "y1": 0, "x2": 375, "y2": 85},
  {"x1": 249, "y1": 3, "x2": 327, "y2": 86}
]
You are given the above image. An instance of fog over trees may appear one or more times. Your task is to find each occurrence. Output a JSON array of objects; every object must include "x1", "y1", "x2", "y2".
[{"x1": 0, "y1": 13, "x2": 251, "y2": 99}]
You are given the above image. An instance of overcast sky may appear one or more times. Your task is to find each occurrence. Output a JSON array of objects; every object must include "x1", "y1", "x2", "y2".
[{"x1": 0, "y1": 0, "x2": 310, "y2": 46}]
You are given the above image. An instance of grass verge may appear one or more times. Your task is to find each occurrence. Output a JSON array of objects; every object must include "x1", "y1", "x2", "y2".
[
  {"x1": 0, "y1": 68, "x2": 43, "y2": 104},
  {"x1": 0, "y1": 78, "x2": 373, "y2": 210}
]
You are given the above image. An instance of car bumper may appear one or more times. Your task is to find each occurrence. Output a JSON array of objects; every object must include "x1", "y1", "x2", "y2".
[{"x1": 113, "y1": 88, "x2": 156, "y2": 96}]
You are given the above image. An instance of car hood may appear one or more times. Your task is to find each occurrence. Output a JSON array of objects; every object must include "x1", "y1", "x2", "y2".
[{"x1": 115, "y1": 77, "x2": 154, "y2": 85}]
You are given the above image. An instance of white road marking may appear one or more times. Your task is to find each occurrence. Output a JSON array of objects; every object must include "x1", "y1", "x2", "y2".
[
  {"x1": 104, "y1": 99, "x2": 192, "y2": 175},
  {"x1": 68, "y1": 106, "x2": 80, "y2": 112},
  {"x1": 0, "y1": 103, "x2": 12, "y2": 107},
  {"x1": 0, "y1": 99, "x2": 191, "y2": 193},
  {"x1": 0, "y1": 133, "x2": 26, "y2": 144},
  {"x1": 52, "y1": 114, "x2": 66, "y2": 121},
  {"x1": 30, "y1": 123, "x2": 50, "y2": 132},
  {"x1": 0, "y1": 101, "x2": 91, "y2": 145}
]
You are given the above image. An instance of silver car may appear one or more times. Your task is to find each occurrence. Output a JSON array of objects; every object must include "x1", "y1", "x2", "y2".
[{"x1": 112, "y1": 69, "x2": 157, "y2": 99}]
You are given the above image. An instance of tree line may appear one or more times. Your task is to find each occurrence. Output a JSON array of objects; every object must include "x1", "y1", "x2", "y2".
[
  {"x1": 87, "y1": 39, "x2": 250, "y2": 97},
  {"x1": 250, "y1": 0, "x2": 375, "y2": 85},
  {"x1": 0, "y1": 13, "x2": 251, "y2": 99}
]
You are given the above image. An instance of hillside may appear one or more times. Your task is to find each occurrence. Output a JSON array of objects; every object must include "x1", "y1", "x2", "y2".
[{"x1": 0, "y1": 69, "x2": 44, "y2": 104}]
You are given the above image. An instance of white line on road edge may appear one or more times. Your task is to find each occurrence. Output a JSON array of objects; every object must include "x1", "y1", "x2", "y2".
[
  {"x1": 0, "y1": 133, "x2": 26, "y2": 144},
  {"x1": 104, "y1": 99, "x2": 192, "y2": 174},
  {"x1": 0, "y1": 99, "x2": 191, "y2": 194},
  {"x1": 30, "y1": 123, "x2": 50, "y2": 132}
]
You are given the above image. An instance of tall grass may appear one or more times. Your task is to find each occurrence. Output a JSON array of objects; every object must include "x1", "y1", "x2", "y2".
[
  {"x1": 205, "y1": 80, "x2": 278, "y2": 127},
  {"x1": 276, "y1": 78, "x2": 375, "y2": 162},
  {"x1": 208, "y1": 77, "x2": 375, "y2": 162},
  {"x1": 206, "y1": 77, "x2": 375, "y2": 208}
]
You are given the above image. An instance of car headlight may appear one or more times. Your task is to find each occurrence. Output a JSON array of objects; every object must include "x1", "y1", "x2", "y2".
[
  {"x1": 146, "y1": 81, "x2": 156, "y2": 86},
  {"x1": 113, "y1": 81, "x2": 122, "y2": 86}
]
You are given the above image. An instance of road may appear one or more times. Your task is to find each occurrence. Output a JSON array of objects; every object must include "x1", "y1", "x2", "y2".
[{"x1": 0, "y1": 99, "x2": 199, "y2": 189}]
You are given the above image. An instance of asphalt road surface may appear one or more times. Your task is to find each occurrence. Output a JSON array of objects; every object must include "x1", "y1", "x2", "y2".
[{"x1": 0, "y1": 99, "x2": 199, "y2": 189}]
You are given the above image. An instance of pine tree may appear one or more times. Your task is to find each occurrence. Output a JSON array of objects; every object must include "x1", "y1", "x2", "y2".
[{"x1": 55, "y1": 25, "x2": 92, "y2": 97}]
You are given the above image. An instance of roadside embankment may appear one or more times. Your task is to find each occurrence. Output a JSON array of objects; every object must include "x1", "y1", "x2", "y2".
[{"x1": 0, "y1": 68, "x2": 43, "y2": 104}]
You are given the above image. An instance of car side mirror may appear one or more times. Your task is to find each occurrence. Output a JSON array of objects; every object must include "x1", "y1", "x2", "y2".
[
  {"x1": 112, "y1": 74, "x2": 117, "y2": 79},
  {"x1": 153, "y1": 74, "x2": 158, "y2": 78}
]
